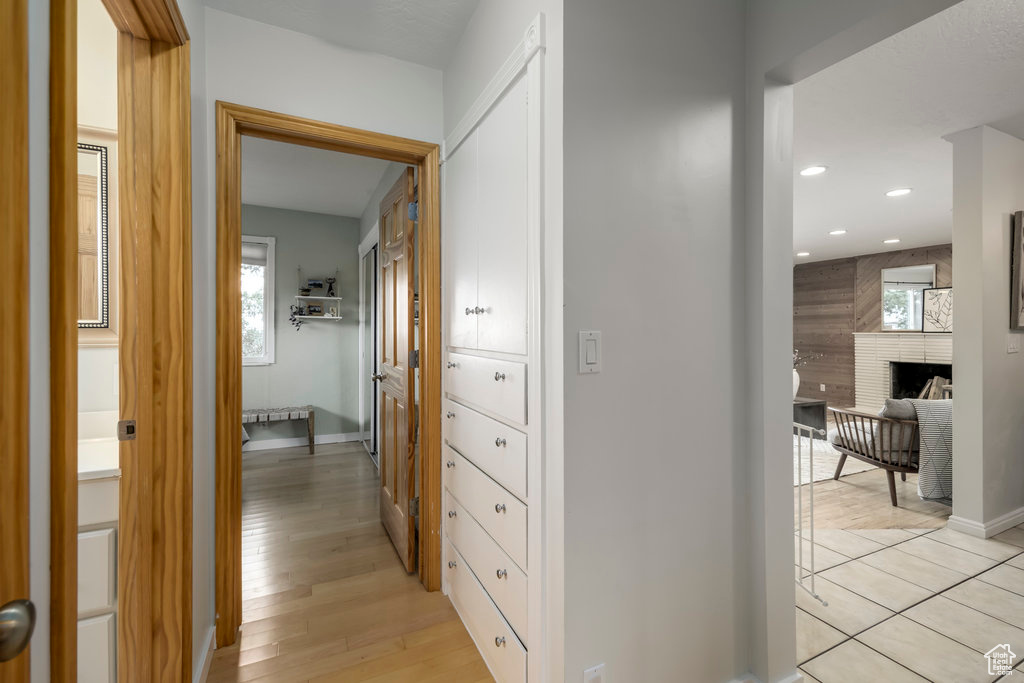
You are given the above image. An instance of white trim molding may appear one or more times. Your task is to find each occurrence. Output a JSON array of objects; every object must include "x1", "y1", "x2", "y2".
[
  {"x1": 358, "y1": 222, "x2": 378, "y2": 258},
  {"x1": 241, "y1": 432, "x2": 363, "y2": 453},
  {"x1": 194, "y1": 626, "x2": 215, "y2": 682},
  {"x1": 948, "y1": 506, "x2": 1024, "y2": 538},
  {"x1": 442, "y1": 14, "x2": 546, "y2": 162}
]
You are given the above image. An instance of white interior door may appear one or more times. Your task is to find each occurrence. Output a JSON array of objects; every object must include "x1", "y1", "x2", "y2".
[
  {"x1": 444, "y1": 129, "x2": 479, "y2": 350},
  {"x1": 477, "y1": 76, "x2": 529, "y2": 355}
]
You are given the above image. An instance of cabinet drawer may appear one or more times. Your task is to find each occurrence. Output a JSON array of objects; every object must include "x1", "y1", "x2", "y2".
[
  {"x1": 79, "y1": 478, "x2": 119, "y2": 527},
  {"x1": 446, "y1": 540, "x2": 526, "y2": 683},
  {"x1": 446, "y1": 353, "x2": 526, "y2": 425},
  {"x1": 78, "y1": 613, "x2": 116, "y2": 683},
  {"x1": 78, "y1": 528, "x2": 116, "y2": 616},
  {"x1": 445, "y1": 398, "x2": 527, "y2": 501},
  {"x1": 446, "y1": 491, "x2": 527, "y2": 643},
  {"x1": 447, "y1": 447, "x2": 526, "y2": 570}
]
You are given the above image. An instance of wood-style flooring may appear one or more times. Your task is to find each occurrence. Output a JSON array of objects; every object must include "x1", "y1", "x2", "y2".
[
  {"x1": 796, "y1": 468, "x2": 950, "y2": 531},
  {"x1": 207, "y1": 442, "x2": 491, "y2": 683}
]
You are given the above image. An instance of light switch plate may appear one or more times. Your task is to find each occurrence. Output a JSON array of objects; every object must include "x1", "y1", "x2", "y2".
[
  {"x1": 578, "y1": 331, "x2": 602, "y2": 374},
  {"x1": 1009, "y1": 334, "x2": 1021, "y2": 354},
  {"x1": 820, "y1": 384, "x2": 826, "y2": 392},
  {"x1": 583, "y1": 663, "x2": 605, "y2": 683}
]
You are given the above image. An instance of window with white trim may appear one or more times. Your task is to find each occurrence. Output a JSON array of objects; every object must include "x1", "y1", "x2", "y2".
[{"x1": 241, "y1": 235, "x2": 275, "y2": 365}]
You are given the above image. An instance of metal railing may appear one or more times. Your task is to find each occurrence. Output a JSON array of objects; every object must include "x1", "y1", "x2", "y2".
[{"x1": 794, "y1": 422, "x2": 828, "y2": 606}]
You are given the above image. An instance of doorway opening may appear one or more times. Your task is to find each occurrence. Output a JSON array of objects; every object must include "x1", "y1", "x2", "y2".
[
  {"x1": 213, "y1": 103, "x2": 444, "y2": 652},
  {"x1": 780, "y1": 0, "x2": 1024, "y2": 677}
]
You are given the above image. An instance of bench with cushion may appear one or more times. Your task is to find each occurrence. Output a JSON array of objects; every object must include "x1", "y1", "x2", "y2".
[
  {"x1": 828, "y1": 399, "x2": 920, "y2": 507},
  {"x1": 242, "y1": 405, "x2": 315, "y2": 454}
]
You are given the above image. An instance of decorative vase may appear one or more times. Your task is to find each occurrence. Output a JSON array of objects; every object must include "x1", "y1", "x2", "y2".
[{"x1": 793, "y1": 368, "x2": 800, "y2": 399}]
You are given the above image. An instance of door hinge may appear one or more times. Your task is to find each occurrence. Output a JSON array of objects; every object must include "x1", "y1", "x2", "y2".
[
  {"x1": 409, "y1": 349, "x2": 419, "y2": 368},
  {"x1": 117, "y1": 419, "x2": 137, "y2": 441},
  {"x1": 409, "y1": 496, "x2": 420, "y2": 518}
]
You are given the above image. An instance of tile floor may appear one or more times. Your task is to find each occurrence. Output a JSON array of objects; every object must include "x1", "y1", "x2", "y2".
[{"x1": 796, "y1": 523, "x2": 1024, "y2": 682}]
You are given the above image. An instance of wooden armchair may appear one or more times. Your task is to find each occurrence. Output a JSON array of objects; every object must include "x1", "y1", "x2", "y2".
[{"x1": 828, "y1": 407, "x2": 920, "y2": 507}]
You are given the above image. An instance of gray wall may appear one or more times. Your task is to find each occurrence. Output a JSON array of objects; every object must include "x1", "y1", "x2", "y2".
[
  {"x1": 359, "y1": 162, "x2": 408, "y2": 243},
  {"x1": 562, "y1": 1, "x2": 746, "y2": 680},
  {"x1": 241, "y1": 204, "x2": 361, "y2": 443}
]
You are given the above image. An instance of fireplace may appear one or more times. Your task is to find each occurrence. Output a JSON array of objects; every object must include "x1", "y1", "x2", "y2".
[{"x1": 890, "y1": 362, "x2": 952, "y2": 399}]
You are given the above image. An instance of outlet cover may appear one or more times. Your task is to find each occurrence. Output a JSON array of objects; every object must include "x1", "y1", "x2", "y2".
[
  {"x1": 583, "y1": 663, "x2": 605, "y2": 683},
  {"x1": 819, "y1": 384, "x2": 826, "y2": 392},
  {"x1": 1009, "y1": 334, "x2": 1021, "y2": 354}
]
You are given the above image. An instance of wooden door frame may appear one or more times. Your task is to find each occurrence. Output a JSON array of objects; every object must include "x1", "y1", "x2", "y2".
[
  {"x1": 214, "y1": 101, "x2": 442, "y2": 647},
  {"x1": 50, "y1": 0, "x2": 193, "y2": 679},
  {"x1": 1, "y1": 0, "x2": 30, "y2": 678}
]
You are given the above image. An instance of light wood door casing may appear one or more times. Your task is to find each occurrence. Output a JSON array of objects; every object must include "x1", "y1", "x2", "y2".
[
  {"x1": 1, "y1": 0, "x2": 30, "y2": 677},
  {"x1": 379, "y1": 168, "x2": 416, "y2": 572}
]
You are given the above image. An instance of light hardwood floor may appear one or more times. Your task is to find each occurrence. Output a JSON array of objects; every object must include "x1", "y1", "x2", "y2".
[
  {"x1": 796, "y1": 469, "x2": 950, "y2": 531},
  {"x1": 207, "y1": 442, "x2": 491, "y2": 683}
]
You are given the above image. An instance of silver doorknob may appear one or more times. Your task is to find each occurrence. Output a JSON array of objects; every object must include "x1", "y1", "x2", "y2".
[
  {"x1": 446, "y1": 460, "x2": 455, "y2": 468},
  {"x1": 371, "y1": 372, "x2": 386, "y2": 382},
  {"x1": 494, "y1": 372, "x2": 506, "y2": 382},
  {"x1": 446, "y1": 411, "x2": 455, "y2": 418},
  {"x1": 495, "y1": 503, "x2": 506, "y2": 513},
  {"x1": 496, "y1": 568, "x2": 508, "y2": 580},
  {"x1": 0, "y1": 599, "x2": 35, "y2": 662},
  {"x1": 448, "y1": 510, "x2": 457, "y2": 518},
  {"x1": 495, "y1": 437, "x2": 506, "y2": 447},
  {"x1": 465, "y1": 307, "x2": 474, "y2": 315},
  {"x1": 474, "y1": 306, "x2": 486, "y2": 314},
  {"x1": 446, "y1": 361, "x2": 457, "y2": 369},
  {"x1": 495, "y1": 636, "x2": 506, "y2": 647},
  {"x1": 448, "y1": 560, "x2": 457, "y2": 569}
]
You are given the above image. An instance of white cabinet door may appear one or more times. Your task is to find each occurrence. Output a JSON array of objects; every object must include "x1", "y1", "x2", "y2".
[
  {"x1": 445, "y1": 130, "x2": 479, "y2": 350},
  {"x1": 78, "y1": 613, "x2": 116, "y2": 683},
  {"x1": 476, "y1": 76, "x2": 529, "y2": 356}
]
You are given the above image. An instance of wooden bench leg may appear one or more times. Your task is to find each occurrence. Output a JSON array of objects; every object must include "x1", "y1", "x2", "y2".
[
  {"x1": 832, "y1": 453, "x2": 847, "y2": 480},
  {"x1": 886, "y1": 470, "x2": 898, "y2": 507},
  {"x1": 900, "y1": 472, "x2": 906, "y2": 482},
  {"x1": 308, "y1": 411, "x2": 315, "y2": 455}
]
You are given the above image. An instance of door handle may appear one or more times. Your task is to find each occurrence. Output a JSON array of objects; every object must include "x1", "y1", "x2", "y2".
[
  {"x1": 371, "y1": 372, "x2": 386, "y2": 382},
  {"x1": 0, "y1": 599, "x2": 35, "y2": 662}
]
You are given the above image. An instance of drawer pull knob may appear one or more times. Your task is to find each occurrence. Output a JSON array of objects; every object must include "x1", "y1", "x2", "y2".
[
  {"x1": 495, "y1": 636, "x2": 506, "y2": 648},
  {"x1": 465, "y1": 307, "x2": 474, "y2": 315},
  {"x1": 475, "y1": 306, "x2": 486, "y2": 314},
  {"x1": 446, "y1": 460, "x2": 455, "y2": 469},
  {"x1": 448, "y1": 510, "x2": 457, "y2": 518},
  {"x1": 495, "y1": 437, "x2": 506, "y2": 447},
  {"x1": 494, "y1": 372, "x2": 506, "y2": 382},
  {"x1": 495, "y1": 503, "x2": 506, "y2": 514},
  {"x1": 448, "y1": 560, "x2": 457, "y2": 569},
  {"x1": 446, "y1": 361, "x2": 457, "y2": 369},
  {"x1": 446, "y1": 411, "x2": 455, "y2": 418},
  {"x1": 496, "y1": 568, "x2": 507, "y2": 579}
]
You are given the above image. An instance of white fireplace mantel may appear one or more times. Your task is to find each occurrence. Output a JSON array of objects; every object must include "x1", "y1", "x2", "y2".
[{"x1": 854, "y1": 332, "x2": 953, "y2": 410}]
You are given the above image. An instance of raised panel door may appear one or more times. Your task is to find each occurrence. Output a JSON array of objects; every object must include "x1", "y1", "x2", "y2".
[{"x1": 445, "y1": 130, "x2": 479, "y2": 350}]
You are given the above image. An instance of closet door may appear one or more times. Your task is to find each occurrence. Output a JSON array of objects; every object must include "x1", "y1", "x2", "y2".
[
  {"x1": 476, "y1": 76, "x2": 528, "y2": 356},
  {"x1": 445, "y1": 131, "x2": 479, "y2": 350}
]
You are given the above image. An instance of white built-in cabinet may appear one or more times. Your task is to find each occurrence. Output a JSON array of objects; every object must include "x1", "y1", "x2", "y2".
[
  {"x1": 446, "y1": 77, "x2": 529, "y2": 357},
  {"x1": 442, "y1": 16, "x2": 545, "y2": 683},
  {"x1": 78, "y1": 476, "x2": 119, "y2": 683}
]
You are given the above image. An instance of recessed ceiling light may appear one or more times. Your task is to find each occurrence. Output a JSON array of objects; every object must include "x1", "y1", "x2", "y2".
[
  {"x1": 796, "y1": 251, "x2": 811, "y2": 257},
  {"x1": 800, "y1": 165, "x2": 828, "y2": 177},
  {"x1": 885, "y1": 188, "x2": 912, "y2": 197},
  {"x1": 829, "y1": 229, "x2": 847, "y2": 236},
  {"x1": 883, "y1": 238, "x2": 901, "y2": 244}
]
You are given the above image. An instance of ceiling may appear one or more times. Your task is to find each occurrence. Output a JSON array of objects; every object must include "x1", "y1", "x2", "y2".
[
  {"x1": 241, "y1": 137, "x2": 395, "y2": 218},
  {"x1": 202, "y1": 0, "x2": 479, "y2": 69},
  {"x1": 794, "y1": 0, "x2": 1024, "y2": 263}
]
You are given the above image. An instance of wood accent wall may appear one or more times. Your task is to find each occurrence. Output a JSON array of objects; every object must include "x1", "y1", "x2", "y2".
[
  {"x1": 794, "y1": 243, "x2": 953, "y2": 407},
  {"x1": 855, "y1": 245, "x2": 953, "y2": 332},
  {"x1": 794, "y1": 257, "x2": 857, "y2": 407}
]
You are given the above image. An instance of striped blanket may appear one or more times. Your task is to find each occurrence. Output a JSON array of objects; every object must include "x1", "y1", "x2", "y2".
[{"x1": 908, "y1": 399, "x2": 953, "y2": 503}]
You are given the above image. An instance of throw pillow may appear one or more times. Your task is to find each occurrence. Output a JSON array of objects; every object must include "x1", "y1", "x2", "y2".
[{"x1": 879, "y1": 398, "x2": 917, "y2": 421}]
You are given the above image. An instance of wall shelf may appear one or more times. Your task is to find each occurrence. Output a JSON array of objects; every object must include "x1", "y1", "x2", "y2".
[
  {"x1": 294, "y1": 315, "x2": 343, "y2": 321},
  {"x1": 295, "y1": 295, "x2": 343, "y2": 302}
]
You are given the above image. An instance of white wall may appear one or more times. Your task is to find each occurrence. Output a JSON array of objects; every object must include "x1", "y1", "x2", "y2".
[
  {"x1": 560, "y1": 1, "x2": 746, "y2": 680},
  {"x1": 745, "y1": 2, "x2": 961, "y2": 680},
  {"x1": 241, "y1": 206, "x2": 361, "y2": 443},
  {"x1": 948, "y1": 125, "x2": 1024, "y2": 534}
]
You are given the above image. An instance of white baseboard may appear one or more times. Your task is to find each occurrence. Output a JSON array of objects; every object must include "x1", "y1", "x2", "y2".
[
  {"x1": 727, "y1": 672, "x2": 802, "y2": 683},
  {"x1": 948, "y1": 506, "x2": 1024, "y2": 538},
  {"x1": 242, "y1": 432, "x2": 363, "y2": 452},
  {"x1": 194, "y1": 626, "x2": 215, "y2": 683}
]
